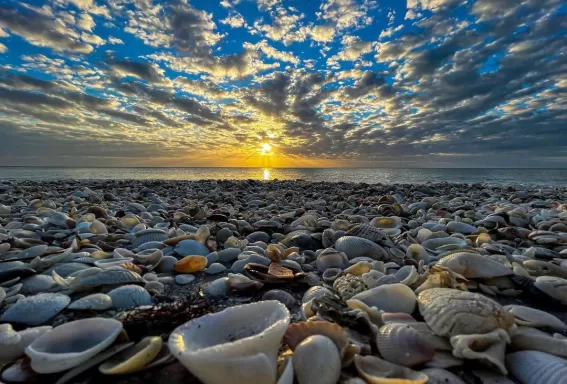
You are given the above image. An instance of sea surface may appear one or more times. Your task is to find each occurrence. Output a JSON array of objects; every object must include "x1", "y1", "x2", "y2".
[{"x1": 0, "y1": 167, "x2": 566, "y2": 187}]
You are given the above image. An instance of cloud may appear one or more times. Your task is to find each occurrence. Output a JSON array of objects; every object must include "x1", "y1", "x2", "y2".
[
  {"x1": 106, "y1": 57, "x2": 168, "y2": 83},
  {"x1": 329, "y1": 35, "x2": 373, "y2": 63},
  {"x1": 0, "y1": 42, "x2": 6, "y2": 53},
  {"x1": 108, "y1": 36, "x2": 124, "y2": 44},
  {"x1": 251, "y1": 6, "x2": 309, "y2": 45},
  {"x1": 245, "y1": 40, "x2": 300, "y2": 65},
  {"x1": 77, "y1": 13, "x2": 95, "y2": 31},
  {"x1": 81, "y1": 32, "x2": 105, "y2": 45},
  {"x1": 220, "y1": 12, "x2": 246, "y2": 28},
  {"x1": 310, "y1": 24, "x2": 335, "y2": 42}
]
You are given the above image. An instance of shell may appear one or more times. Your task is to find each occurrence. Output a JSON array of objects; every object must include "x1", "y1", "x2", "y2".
[
  {"x1": 322, "y1": 267, "x2": 342, "y2": 283},
  {"x1": 175, "y1": 239, "x2": 210, "y2": 256},
  {"x1": 414, "y1": 265, "x2": 468, "y2": 294},
  {"x1": 268, "y1": 263, "x2": 294, "y2": 279},
  {"x1": 450, "y1": 329, "x2": 510, "y2": 374},
  {"x1": 534, "y1": 276, "x2": 567, "y2": 303},
  {"x1": 20, "y1": 275, "x2": 55, "y2": 295},
  {"x1": 316, "y1": 248, "x2": 349, "y2": 272},
  {"x1": 510, "y1": 326, "x2": 567, "y2": 358},
  {"x1": 94, "y1": 258, "x2": 133, "y2": 269},
  {"x1": 174, "y1": 255, "x2": 207, "y2": 273},
  {"x1": 108, "y1": 285, "x2": 153, "y2": 309},
  {"x1": 421, "y1": 237, "x2": 467, "y2": 251},
  {"x1": 0, "y1": 293, "x2": 70, "y2": 326},
  {"x1": 206, "y1": 263, "x2": 227, "y2": 275},
  {"x1": 175, "y1": 274, "x2": 196, "y2": 285},
  {"x1": 55, "y1": 268, "x2": 144, "y2": 291},
  {"x1": 25, "y1": 318, "x2": 123, "y2": 373},
  {"x1": 169, "y1": 300, "x2": 290, "y2": 384},
  {"x1": 135, "y1": 249, "x2": 163, "y2": 266},
  {"x1": 43, "y1": 262, "x2": 90, "y2": 277},
  {"x1": 370, "y1": 216, "x2": 402, "y2": 236},
  {"x1": 506, "y1": 351, "x2": 567, "y2": 384},
  {"x1": 284, "y1": 321, "x2": 348, "y2": 357},
  {"x1": 121, "y1": 263, "x2": 143, "y2": 275},
  {"x1": 345, "y1": 261, "x2": 372, "y2": 276},
  {"x1": 348, "y1": 283, "x2": 416, "y2": 314},
  {"x1": 345, "y1": 224, "x2": 394, "y2": 246},
  {"x1": 406, "y1": 244, "x2": 429, "y2": 264},
  {"x1": 436, "y1": 252, "x2": 513, "y2": 278},
  {"x1": 68, "y1": 293, "x2": 113, "y2": 311},
  {"x1": 447, "y1": 221, "x2": 477, "y2": 234},
  {"x1": 376, "y1": 323, "x2": 435, "y2": 367},
  {"x1": 292, "y1": 335, "x2": 341, "y2": 384},
  {"x1": 302, "y1": 286, "x2": 334, "y2": 304},
  {"x1": 262, "y1": 290, "x2": 296, "y2": 309},
  {"x1": 0, "y1": 325, "x2": 52, "y2": 363},
  {"x1": 354, "y1": 354, "x2": 429, "y2": 384},
  {"x1": 504, "y1": 305, "x2": 567, "y2": 331},
  {"x1": 132, "y1": 231, "x2": 168, "y2": 248},
  {"x1": 99, "y1": 336, "x2": 163, "y2": 375},
  {"x1": 333, "y1": 275, "x2": 368, "y2": 301},
  {"x1": 421, "y1": 368, "x2": 466, "y2": 384},
  {"x1": 417, "y1": 288, "x2": 515, "y2": 337},
  {"x1": 335, "y1": 236, "x2": 388, "y2": 260}
]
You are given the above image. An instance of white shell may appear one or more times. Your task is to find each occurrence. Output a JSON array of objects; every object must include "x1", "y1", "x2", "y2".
[
  {"x1": 0, "y1": 325, "x2": 52, "y2": 363},
  {"x1": 504, "y1": 305, "x2": 567, "y2": 331},
  {"x1": 335, "y1": 236, "x2": 388, "y2": 260},
  {"x1": 292, "y1": 335, "x2": 341, "y2": 384},
  {"x1": 450, "y1": 329, "x2": 510, "y2": 374},
  {"x1": 169, "y1": 300, "x2": 290, "y2": 384},
  {"x1": 534, "y1": 276, "x2": 567, "y2": 304},
  {"x1": 422, "y1": 368, "x2": 466, "y2": 384},
  {"x1": 436, "y1": 253, "x2": 513, "y2": 278},
  {"x1": 0, "y1": 293, "x2": 70, "y2": 326},
  {"x1": 68, "y1": 293, "x2": 113, "y2": 310},
  {"x1": 348, "y1": 283, "x2": 416, "y2": 314},
  {"x1": 506, "y1": 351, "x2": 567, "y2": 384},
  {"x1": 108, "y1": 285, "x2": 152, "y2": 309},
  {"x1": 510, "y1": 326, "x2": 567, "y2": 358},
  {"x1": 25, "y1": 318, "x2": 123, "y2": 373},
  {"x1": 376, "y1": 323, "x2": 435, "y2": 367}
]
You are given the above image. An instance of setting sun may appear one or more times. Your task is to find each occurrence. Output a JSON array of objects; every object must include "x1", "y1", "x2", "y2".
[{"x1": 260, "y1": 143, "x2": 272, "y2": 154}]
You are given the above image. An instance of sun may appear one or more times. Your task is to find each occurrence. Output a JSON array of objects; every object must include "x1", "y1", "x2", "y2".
[{"x1": 260, "y1": 143, "x2": 272, "y2": 154}]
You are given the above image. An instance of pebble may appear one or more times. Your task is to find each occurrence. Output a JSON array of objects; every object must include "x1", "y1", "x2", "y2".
[{"x1": 205, "y1": 263, "x2": 227, "y2": 275}]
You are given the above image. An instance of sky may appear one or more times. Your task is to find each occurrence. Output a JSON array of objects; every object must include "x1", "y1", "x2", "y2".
[{"x1": 0, "y1": 0, "x2": 566, "y2": 168}]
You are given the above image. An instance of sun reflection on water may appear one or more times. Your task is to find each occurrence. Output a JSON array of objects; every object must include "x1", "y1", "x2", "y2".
[{"x1": 263, "y1": 168, "x2": 270, "y2": 181}]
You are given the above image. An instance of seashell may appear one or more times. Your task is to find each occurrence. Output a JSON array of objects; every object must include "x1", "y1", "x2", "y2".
[
  {"x1": 354, "y1": 354, "x2": 428, "y2": 384},
  {"x1": 381, "y1": 313, "x2": 416, "y2": 324},
  {"x1": 25, "y1": 318, "x2": 123, "y2": 373},
  {"x1": 395, "y1": 265, "x2": 419, "y2": 286},
  {"x1": 68, "y1": 293, "x2": 113, "y2": 310},
  {"x1": 348, "y1": 283, "x2": 416, "y2": 314},
  {"x1": 534, "y1": 276, "x2": 567, "y2": 304},
  {"x1": 322, "y1": 267, "x2": 342, "y2": 283},
  {"x1": 121, "y1": 262, "x2": 143, "y2": 275},
  {"x1": 346, "y1": 224, "x2": 395, "y2": 247},
  {"x1": 1, "y1": 357, "x2": 39, "y2": 383},
  {"x1": 145, "y1": 280, "x2": 165, "y2": 295},
  {"x1": 333, "y1": 274, "x2": 368, "y2": 301},
  {"x1": 284, "y1": 321, "x2": 348, "y2": 357},
  {"x1": 345, "y1": 261, "x2": 372, "y2": 276},
  {"x1": 205, "y1": 277, "x2": 231, "y2": 297},
  {"x1": 302, "y1": 286, "x2": 334, "y2": 304},
  {"x1": 205, "y1": 263, "x2": 227, "y2": 275},
  {"x1": 1, "y1": 325, "x2": 52, "y2": 364},
  {"x1": 504, "y1": 305, "x2": 567, "y2": 331},
  {"x1": 108, "y1": 285, "x2": 153, "y2": 309},
  {"x1": 510, "y1": 326, "x2": 567, "y2": 358},
  {"x1": 99, "y1": 336, "x2": 163, "y2": 375},
  {"x1": 5, "y1": 282, "x2": 23, "y2": 296},
  {"x1": 425, "y1": 350, "x2": 464, "y2": 369},
  {"x1": 15, "y1": 244, "x2": 48, "y2": 260},
  {"x1": 169, "y1": 300, "x2": 290, "y2": 384},
  {"x1": 506, "y1": 351, "x2": 567, "y2": 384},
  {"x1": 335, "y1": 236, "x2": 388, "y2": 260},
  {"x1": 361, "y1": 269, "x2": 386, "y2": 288},
  {"x1": 370, "y1": 216, "x2": 402, "y2": 236},
  {"x1": 155, "y1": 255, "x2": 178, "y2": 273},
  {"x1": 421, "y1": 237, "x2": 467, "y2": 251},
  {"x1": 175, "y1": 274, "x2": 196, "y2": 285},
  {"x1": 268, "y1": 262, "x2": 294, "y2": 279},
  {"x1": 55, "y1": 268, "x2": 144, "y2": 290},
  {"x1": 417, "y1": 288, "x2": 514, "y2": 337},
  {"x1": 134, "y1": 249, "x2": 163, "y2": 266},
  {"x1": 436, "y1": 252, "x2": 513, "y2": 278},
  {"x1": 262, "y1": 289, "x2": 296, "y2": 309},
  {"x1": 94, "y1": 258, "x2": 133, "y2": 269},
  {"x1": 266, "y1": 244, "x2": 285, "y2": 262},
  {"x1": 175, "y1": 239, "x2": 210, "y2": 256},
  {"x1": 316, "y1": 248, "x2": 349, "y2": 272},
  {"x1": 1, "y1": 293, "x2": 70, "y2": 325},
  {"x1": 450, "y1": 329, "x2": 510, "y2": 374},
  {"x1": 217, "y1": 248, "x2": 241, "y2": 262},
  {"x1": 447, "y1": 221, "x2": 477, "y2": 234},
  {"x1": 132, "y1": 230, "x2": 168, "y2": 248},
  {"x1": 404, "y1": 322, "x2": 452, "y2": 351},
  {"x1": 43, "y1": 262, "x2": 90, "y2": 277},
  {"x1": 422, "y1": 368, "x2": 466, "y2": 384},
  {"x1": 20, "y1": 275, "x2": 55, "y2": 295},
  {"x1": 292, "y1": 335, "x2": 341, "y2": 384},
  {"x1": 414, "y1": 265, "x2": 468, "y2": 294},
  {"x1": 406, "y1": 244, "x2": 430, "y2": 264},
  {"x1": 174, "y1": 255, "x2": 207, "y2": 273},
  {"x1": 376, "y1": 323, "x2": 435, "y2": 367}
]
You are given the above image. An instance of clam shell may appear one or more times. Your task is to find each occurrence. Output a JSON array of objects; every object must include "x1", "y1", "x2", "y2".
[
  {"x1": 20, "y1": 275, "x2": 55, "y2": 294},
  {"x1": 132, "y1": 231, "x2": 168, "y2": 248},
  {"x1": 510, "y1": 326, "x2": 567, "y2": 358},
  {"x1": 421, "y1": 237, "x2": 467, "y2": 251},
  {"x1": 284, "y1": 321, "x2": 348, "y2": 357},
  {"x1": 302, "y1": 286, "x2": 334, "y2": 304},
  {"x1": 68, "y1": 293, "x2": 113, "y2": 310},
  {"x1": 345, "y1": 261, "x2": 372, "y2": 276},
  {"x1": 99, "y1": 336, "x2": 163, "y2": 375},
  {"x1": 0, "y1": 325, "x2": 52, "y2": 363},
  {"x1": 25, "y1": 318, "x2": 123, "y2": 373},
  {"x1": 417, "y1": 288, "x2": 514, "y2": 337},
  {"x1": 369, "y1": 216, "x2": 402, "y2": 236},
  {"x1": 335, "y1": 236, "x2": 388, "y2": 260},
  {"x1": 0, "y1": 293, "x2": 70, "y2": 326},
  {"x1": 169, "y1": 300, "x2": 290, "y2": 384},
  {"x1": 135, "y1": 249, "x2": 163, "y2": 266},
  {"x1": 436, "y1": 252, "x2": 513, "y2": 278},
  {"x1": 316, "y1": 248, "x2": 349, "y2": 272},
  {"x1": 292, "y1": 335, "x2": 341, "y2": 384},
  {"x1": 175, "y1": 239, "x2": 209, "y2": 256},
  {"x1": 94, "y1": 258, "x2": 133, "y2": 269},
  {"x1": 348, "y1": 283, "x2": 416, "y2": 314},
  {"x1": 108, "y1": 285, "x2": 152, "y2": 309},
  {"x1": 345, "y1": 224, "x2": 394, "y2": 246},
  {"x1": 376, "y1": 323, "x2": 435, "y2": 367},
  {"x1": 504, "y1": 305, "x2": 567, "y2": 331},
  {"x1": 506, "y1": 351, "x2": 567, "y2": 384},
  {"x1": 43, "y1": 262, "x2": 90, "y2": 277},
  {"x1": 534, "y1": 276, "x2": 567, "y2": 303},
  {"x1": 174, "y1": 255, "x2": 207, "y2": 273},
  {"x1": 354, "y1": 354, "x2": 428, "y2": 384},
  {"x1": 77, "y1": 268, "x2": 144, "y2": 288}
]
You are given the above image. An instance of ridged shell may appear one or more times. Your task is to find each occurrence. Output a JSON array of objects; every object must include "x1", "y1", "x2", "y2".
[
  {"x1": 376, "y1": 323, "x2": 435, "y2": 367},
  {"x1": 43, "y1": 263, "x2": 90, "y2": 277},
  {"x1": 345, "y1": 224, "x2": 394, "y2": 246},
  {"x1": 506, "y1": 351, "x2": 567, "y2": 384},
  {"x1": 0, "y1": 293, "x2": 70, "y2": 325},
  {"x1": 354, "y1": 354, "x2": 428, "y2": 384},
  {"x1": 504, "y1": 305, "x2": 567, "y2": 331},
  {"x1": 335, "y1": 236, "x2": 388, "y2": 260},
  {"x1": 436, "y1": 253, "x2": 513, "y2": 278},
  {"x1": 417, "y1": 288, "x2": 514, "y2": 337},
  {"x1": 68, "y1": 293, "x2": 113, "y2": 310},
  {"x1": 79, "y1": 269, "x2": 144, "y2": 287},
  {"x1": 108, "y1": 285, "x2": 152, "y2": 309},
  {"x1": 510, "y1": 326, "x2": 567, "y2": 358},
  {"x1": 132, "y1": 232, "x2": 168, "y2": 248},
  {"x1": 421, "y1": 237, "x2": 467, "y2": 251},
  {"x1": 369, "y1": 216, "x2": 402, "y2": 236},
  {"x1": 175, "y1": 240, "x2": 209, "y2": 257}
]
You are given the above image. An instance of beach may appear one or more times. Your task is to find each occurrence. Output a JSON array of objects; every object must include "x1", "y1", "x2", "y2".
[{"x1": 1, "y1": 178, "x2": 566, "y2": 383}]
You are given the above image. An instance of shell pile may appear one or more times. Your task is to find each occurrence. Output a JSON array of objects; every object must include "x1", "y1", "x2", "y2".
[{"x1": 1, "y1": 179, "x2": 567, "y2": 383}]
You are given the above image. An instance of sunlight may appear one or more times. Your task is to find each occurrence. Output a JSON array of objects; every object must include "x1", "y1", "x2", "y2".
[
  {"x1": 260, "y1": 143, "x2": 272, "y2": 155},
  {"x1": 263, "y1": 168, "x2": 270, "y2": 180}
]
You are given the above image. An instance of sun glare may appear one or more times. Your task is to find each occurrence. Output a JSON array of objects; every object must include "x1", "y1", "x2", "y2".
[{"x1": 260, "y1": 143, "x2": 272, "y2": 154}]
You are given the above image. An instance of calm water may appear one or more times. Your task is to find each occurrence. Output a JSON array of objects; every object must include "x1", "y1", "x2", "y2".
[{"x1": 0, "y1": 167, "x2": 566, "y2": 187}]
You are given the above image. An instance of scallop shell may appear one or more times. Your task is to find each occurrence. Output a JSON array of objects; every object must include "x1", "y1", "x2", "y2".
[
  {"x1": 506, "y1": 351, "x2": 567, "y2": 384},
  {"x1": 335, "y1": 236, "x2": 388, "y2": 261},
  {"x1": 68, "y1": 293, "x2": 113, "y2": 311},
  {"x1": 436, "y1": 252, "x2": 513, "y2": 278},
  {"x1": 121, "y1": 262, "x2": 143, "y2": 275},
  {"x1": 354, "y1": 354, "x2": 428, "y2": 384},
  {"x1": 348, "y1": 283, "x2": 416, "y2": 314},
  {"x1": 284, "y1": 321, "x2": 348, "y2": 357},
  {"x1": 510, "y1": 326, "x2": 567, "y2": 358},
  {"x1": 292, "y1": 335, "x2": 341, "y2": 384},
  {"x1": 132, "y1": 229, "x2": 168, "y2": 248},
  {"x1": 0, "y1": 293, "x2": 70, "y2": 326},
  {"x1": 345, "y1": 224, "x2": 394, "y2": 247},
  {"x1": 169, "y1": 300, "x2": 290, "y2": 384},
  {"x1": 504, "y1": 305, "x2": 567, "y2": 331},
  {"x1": 94, "y1": 258, "x2": 133, "y2": 269},
  {"x1": 74, "y1": 268, "x2": 144, "y2": 288},
  {"x1": 108, "y1": 285, "x2": 152, "y2": 309},
  {"x1": 25, "y1": 318, "x2": 123, "y2": 373},
  {"x1": 376, "y1": 323, "x2": 435, "y2": 367},
  {"x1": 450, "y1": 329, "x2": 510, "y2": 374},
  {"x1": 417, "y1": 288, "x2": 514, "y2": 337},
  {"x1": 43, "y1": 262, "x2": 90, "y2": 277},
  {"x1": 174, "y1": 255, "x2": 207, "y2": 273},
  {"x1": 99, "y1": 336, "x2": 163, "y2": 375},
  {"x1": 175, "y1": 239, "x2": 210, "y2": 256}
]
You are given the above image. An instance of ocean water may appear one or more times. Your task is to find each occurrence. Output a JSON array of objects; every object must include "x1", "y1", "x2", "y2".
[{"x1": 0, "y1": 167, "x2": 566, "y2": 187}]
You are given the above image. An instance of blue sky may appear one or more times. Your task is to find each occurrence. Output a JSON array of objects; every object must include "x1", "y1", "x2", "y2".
[{"x1": 0, "y1": 0, "x2": 566, "y2": 167}]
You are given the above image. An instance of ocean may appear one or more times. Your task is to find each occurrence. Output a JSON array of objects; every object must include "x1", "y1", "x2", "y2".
[{"x1": 0, "y1": 167, "x2": 566, "y2": 187}]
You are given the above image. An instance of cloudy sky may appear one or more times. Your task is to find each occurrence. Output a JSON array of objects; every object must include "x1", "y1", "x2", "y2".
[{"x1": 0, "y1": 0, "x2": 566, "y2": 168}]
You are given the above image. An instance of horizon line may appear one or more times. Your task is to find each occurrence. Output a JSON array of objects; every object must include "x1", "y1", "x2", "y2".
[{"x1": 0, "y1": 166, "x2": 566, "y2": 170}]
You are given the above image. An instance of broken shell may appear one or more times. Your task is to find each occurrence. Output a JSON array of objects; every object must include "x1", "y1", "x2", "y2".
[
  {"x1": 99, "y1": 336, "x2": 163, "y2": 375},
  {"x1": 169, "y1": 300, "x2": 290, "y2": 384},
  {"x1": 414, "y1": 265, "x2": 468, "y2": 294},
  {"x1": 174, "y1": 255, "x2": 207, "y2": 273},
  {"x1": 25, "y1": 318, "x2": 123, "y2": 373},
  {"x1": 369, "y1": 217, "x2": 402, "y2": 236},
  {"x1": 345, "y1": 261, "x2": 372, "y2": 276},
  {"x1": 293, "y1": 335, "x2": 341, "y2": 384},
  {"x1": 421, "y1": 368, "x2": 466, "y2": 384},
  {"x1": 322, "y1": 267, "x2": 342, "y2": 283},
  {"x1": 533, "y1": 276, "x2": 567, "y2": 304},
  {"x1": 504, "y1": 305, "x2": 567, "y2": 331},
  {"x1": 376, "y1": 323, "x2": 435, "y2": 367},
  {"x1": 354, "y1": 354, "x2": 428, "y2": 384},
  {"x1": 450, "y1": 329, "x2": 510, "y2": 374}
]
